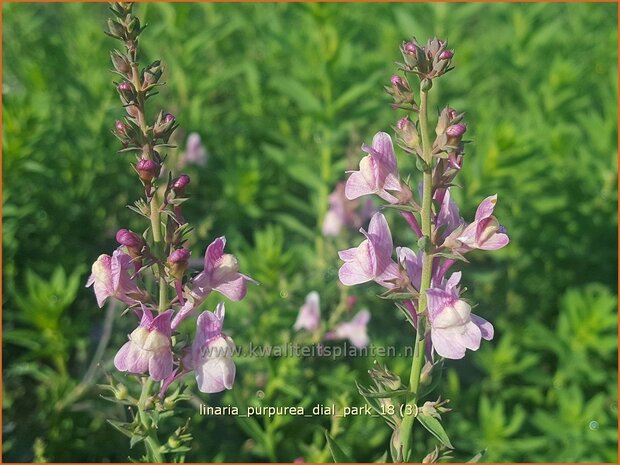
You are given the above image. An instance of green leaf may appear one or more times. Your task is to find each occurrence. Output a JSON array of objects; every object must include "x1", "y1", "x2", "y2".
[
  {"x1": 325, "y1": 431, "x2": 354, "y2": 463},
  {"x1": 467, "y1": 449, "x2": 487, "y2": 463},
  {"x1": 416, "y1": 413, "x2": 454, "y2": 449},
  {"x1": 106, "y1": 419, "x2": 134, "y2": 439}
]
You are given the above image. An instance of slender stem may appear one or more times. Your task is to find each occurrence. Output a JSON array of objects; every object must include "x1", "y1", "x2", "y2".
[
  {"x1": 400, "y1": 83, "x2": 434, "y2": 461},
  {"x1": 138, "y1": 378, "x2": 164, "y2": 462}
]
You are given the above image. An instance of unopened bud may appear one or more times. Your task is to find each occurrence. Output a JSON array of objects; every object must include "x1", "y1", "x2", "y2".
[
  {"x1": 114, "y1": 120, "x2": 129, "y2": 141},
  {"x1": 167, "y1": 248, "x2": 190, "y2": 280},
  {"x1": 111, "y1": 50, "x2": 131, "y2": 75},
  {"x1": 115, "y1": 383, "x2": 128, "y2": 400},
  {"x1": 153, "y1": 112, "x2": 177, "y2": 139},
  {"x1": 116, "y1": 228, "x2": 144, "y2": 249},
  {"x1": 172, "y1": 174, "x2": 190, "y2": 192},
  {"x1": 396, "y1": 116, "x2": 419, "y2": 149},
  {"x1": 107, "y1": 18, "x2": 125, "y2": 39},
  {"x1": 143, "y1": 60, "x2": 163, "y2": 87},
  {"x1": 446, "y1": 123, "x2": 466, "y2": 137},
  {"x1": 439, "y1": 49, "x2": 454, "y2": 60},
  {"x1": 391, "y1": 75, "x2": 404, "y2": 87},
  {"x1": 136, "y1": 158, "x2": 160, "y2": 183},
  {"x1": 403, "y1": 42, "x2": 417, "y2": 55},
  {"x1": 117, "y1": 81, "x2": 134, "y2": 102}
]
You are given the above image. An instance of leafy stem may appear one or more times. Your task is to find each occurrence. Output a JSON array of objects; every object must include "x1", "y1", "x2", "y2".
[{"x1": 138, "y1": 377, "x2": 164, "y2": 462}]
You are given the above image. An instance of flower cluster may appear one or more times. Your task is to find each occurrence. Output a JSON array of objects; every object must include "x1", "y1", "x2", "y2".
[
  {"x1": 91, "y1": 2, "x2": 254, "y2": 398},
  {"x1": 333, "y1": 36, "x2": 509, "y2": 462},
  {"x1": 338, "y1": 40, "x2": 508, "y2": 361}
]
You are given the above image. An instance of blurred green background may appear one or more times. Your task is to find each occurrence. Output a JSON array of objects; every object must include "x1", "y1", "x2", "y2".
[{"x1": 3, "y1": 2, "x2": 618, "y2": 462}]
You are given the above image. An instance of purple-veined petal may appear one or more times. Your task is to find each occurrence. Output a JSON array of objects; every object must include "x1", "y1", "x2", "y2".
[
  {"x1": 471, "y1": 314, "x2": 494, "y2": 340},
  {"x1": 149, "y1": 350, "x2": 174, "y2": 381},
  {"x1": 345, "y1": 169, "x2": 375, "y2": 200},
  {"x1": 475, "y1": 195, "x2": 498, "y2": 222}
]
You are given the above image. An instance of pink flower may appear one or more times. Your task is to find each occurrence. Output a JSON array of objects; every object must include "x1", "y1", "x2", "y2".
[
  {"x1": 114, "y1": 306, "x2": 174, "y2": 381},
  {"x1": 345, "y1": 132, "x2": 402, "y2": 204},
  {"x1": 86, "y1": 249, "x2": 146, "y2": 308},
  {"x1": 443, "y1": 195, "x2": 509, "y2": 253},
  {"x1": 322, "y1": 182, "x2": 375, "y2": 237},
  {"x1": 326, "y1": 309, "x2": 371, "y2": 348},
  {"x1": 190, "y1": 236, "x2": 255, "y2": 302},
  {"x1": 338, "y1": 212, "x2": 400, "y2": 288},
  {"x1": 426, "y1": 272, "x2": 494, "y2": 359},
  {"x1": 293, "y1": 291, "x2": 321, "y2": 332},
  {"x1": 182, "y1": 132, "x2": 208, "y2": 167},
  {"x1": 185, "y1": 303, "x2": 236, "y2": 393}
]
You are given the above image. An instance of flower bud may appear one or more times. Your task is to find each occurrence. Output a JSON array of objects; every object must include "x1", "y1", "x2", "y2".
[
  {"x1": 114, "y1": 120, "x2": 130, "y2": 143},
  {"x1": 446, "y1": 123, "x2": 466, "y2": 137},
  {"x1": 167, "y1": 248, "x2": 190, "y2": 280},
  {"x1": 117, "y1": 81, "x2": 135, "y2": 102},
  {"x1": 439, "y1": 49, "x2": 454, "y2": 60},
  {"x1": 116, "y1": 228, "x2": 144, "y2": 249},
  {"x1": 110, "y1": 50, "x2": 131, "y2": 75},
  {"x1": 172, "y1": 174, "x2": 191, "y2": 192},
  {"x1": 107, "y1": 18, "x2": 126, "y2": 39},
  {"x1": 446, "y1": 123, "x2": 467, "y2": 146},
  {"x1": 401, "y1": 40, "x2": 420, "y2": 67},
  {"x1": 153, "y1": 112, "x2": 177, "y2": 140},
  {"x1": 395, "y1": 116, "x2": 419, "y2": 149},
  {"x1": 143, "y1": 60, "x2": 163, "y2": 87},
  {"x1": 114, "y1": 383, "x2": 128, "y2": 400},
  {"x1": 136, "y1": 158, "x2": 160, "y2": 183}
]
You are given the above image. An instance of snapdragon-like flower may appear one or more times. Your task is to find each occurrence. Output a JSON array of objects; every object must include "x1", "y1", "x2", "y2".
[
  {"x1": 114, "y1": 306, "x2": 174, "y2": 380},
  {"x1": 426, "y1": 272, "x2": 494, "y2": 359},
  {"x1": 338, "y1": 212, "x2": 400, "y2": 288},
  {"x1": 293, "y1": 291, "x2": 321, "y2": 332},
  {"x1": 190, "y1": 236, "x2": 255, "y2": 302},
  {"x1": 345, "y1": 132, "x2": 403, "y2": 204},
  {"x1": 325, "y1": 309, "x2": 371, "y2": 348},
  {"x1": 185, "y1": 303, "x2": 236, "y2": 393},
  {"x1": 86, "y1": 249, "x2": 146, "y2": 308},
  {"x1": 443, "y1": 195, "x2": 509, "y2": 253}
]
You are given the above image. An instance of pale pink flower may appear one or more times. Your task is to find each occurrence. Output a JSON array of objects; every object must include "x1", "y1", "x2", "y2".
[
  {"x1": 86, "y1": 249, "x2": 146, "y2": 308},
  {"x1": 185, "y1": 303, "x2": 236, "y2": 393},
  {"x1": 322, "y1": 182, "x2": 375, "y2": 237},
  {"x1": 443, "y1": 195, "x2": 509, "y2": 253},
  {"x1": 338, "y1": 212, "x2": 400, "y2": 288},
  {"x1": 326, "y1": 309, "x2": 371, "y2": 348},
  {"x1": 345, "y1": 132, "x2": 402, "y2": 204},
  {"x1": 190, "y1": 236, "x2": 255, "y2": 302},
  {"x1": 426, "y1": 272, "x2": 494, "y2": 359},
  {"x1": 293, "y1": 291, "x2": 321, "y2": 332},
  {"x1": 114, "y1": 306, "x2": 174, "y2": 381}
]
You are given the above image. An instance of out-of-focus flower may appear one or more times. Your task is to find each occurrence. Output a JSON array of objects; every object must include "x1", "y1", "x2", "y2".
[
  {"x1": 326, "y1": 309, "x2": 371, "y2": 348},
  {"x1": 293, "y1": 291, "x2": 321, "y2": 332},
  {"x1": 322, "y1": 182, "x2": 375, "y2": 237},
  {"x1": 181, "y1": 132, "x2": 208, "y2": 167},
  {"x1": 338, "y1": 212, "x2": 400, "y2": 289},
  {"x1": 114, "y1": 306, "x2": 174, "y2": 380},
  {"x1": 345, "y1": 132, "x2": 403, "y2": 204},
  {"x1": 426, "y1": 272, "x2": 494, "y2": 359},
  {"x1": 184, "y1": 303, "x2": 236, "y2": 393},
  {"x1": 86, "y1": 249, "x2": 147, "y2": 308},
  {"x1": 443, "y1": 195, "x2": 509, "y2": 253}
]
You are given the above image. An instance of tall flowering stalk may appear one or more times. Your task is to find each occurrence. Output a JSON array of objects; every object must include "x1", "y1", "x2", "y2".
[
  {"x1": 89, "y1": 3, "x2": 253, "y2": 461},
  {"x1": 337, "y1": 38, "x2": 508, "y2": 461}
]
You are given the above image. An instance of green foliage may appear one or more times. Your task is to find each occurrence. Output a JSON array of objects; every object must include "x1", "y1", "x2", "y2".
[{"x1": 3, "y1": 2, "x2": 617, "y2": 462}]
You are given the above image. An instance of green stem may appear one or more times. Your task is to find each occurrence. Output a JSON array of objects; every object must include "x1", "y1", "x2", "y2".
[
  {"x1": 400, "y1": 84, "x2": 434, "y2": 461},
  {"x1": 138, "y1": 378, "x2": 164, "y2": 462}
]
